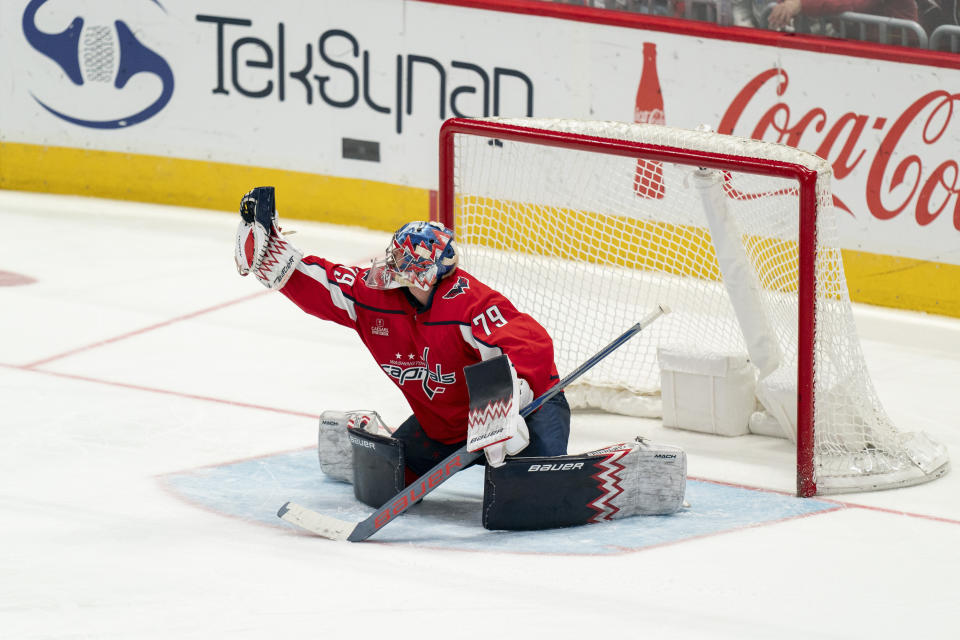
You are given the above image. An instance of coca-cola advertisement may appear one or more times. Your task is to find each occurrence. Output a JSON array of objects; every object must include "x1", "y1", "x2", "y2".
[
  {"x1": 634, "y1": 42, "x2": 665, "y2": 199},
  {"x1": 2, "y1": 0, "x2": 958, "y2": 313},
  {"x1": 716, "y1": 66, "x2": 960, "y2": 258},
  {"x1": 605, "y1": 29, "x2": 960, "y2": 287}
]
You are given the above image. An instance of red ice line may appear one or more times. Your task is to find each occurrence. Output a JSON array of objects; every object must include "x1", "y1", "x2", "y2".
[
  {"x1": 3, "y1": 283, "x2": 958, "y2": 529},
  {"x1": 688, "y1": 475, "x2": 960, "y2": 526},
  {"x1": 22, "y1": 290, "x2": 270, "y2": 369},
  {"x1": 8, "y1": 255, "x2": 381, "y2": 416},
  {"x1": 5, "y1": 289, "x2": 316, "y2": 419}
]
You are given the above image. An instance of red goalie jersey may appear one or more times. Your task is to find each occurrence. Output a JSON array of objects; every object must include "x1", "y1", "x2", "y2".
[{"x1": 280, "y1": 256, "x2": 561, "y2": 444}]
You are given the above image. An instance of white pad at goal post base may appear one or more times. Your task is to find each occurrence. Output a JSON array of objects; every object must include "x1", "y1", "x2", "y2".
[
  {"x1": 482, "y1": 438, "x2": 686, "y2": 531},
  {"x1": 658, "y1": 347, "x2": 757, "y2": 437}
]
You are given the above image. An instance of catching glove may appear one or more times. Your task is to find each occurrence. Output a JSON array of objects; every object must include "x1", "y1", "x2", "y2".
[
  {"x1": 235, "y1": 186, "x2": 275, "y2": 276},
  {"x1": 234, "y1": 186, "x2": 302, "y2": 290}
]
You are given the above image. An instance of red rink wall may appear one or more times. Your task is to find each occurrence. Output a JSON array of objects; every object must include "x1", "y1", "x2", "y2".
[{"x1": 1, "y1": 0, "x2": 958, "y2": 315}]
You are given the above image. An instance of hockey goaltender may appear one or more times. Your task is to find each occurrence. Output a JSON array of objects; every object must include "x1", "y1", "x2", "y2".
[{"x1": 235, "y1": 186, "x2": 686, "y2": 532}]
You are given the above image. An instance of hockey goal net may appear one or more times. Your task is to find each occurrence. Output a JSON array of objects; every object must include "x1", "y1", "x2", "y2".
[{"x1": 437, "y1": 117, "x2": 949, "y2": 497}]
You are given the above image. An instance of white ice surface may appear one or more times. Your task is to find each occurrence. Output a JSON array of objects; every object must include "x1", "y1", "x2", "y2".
[{"x1": 1, "y1": 191, "x2": 958, "y2": 639}]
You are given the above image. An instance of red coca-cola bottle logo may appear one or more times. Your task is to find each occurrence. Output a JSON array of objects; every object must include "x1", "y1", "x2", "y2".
[{"x1": 634, "y1": 41, "x2": 665, "y2": 199}]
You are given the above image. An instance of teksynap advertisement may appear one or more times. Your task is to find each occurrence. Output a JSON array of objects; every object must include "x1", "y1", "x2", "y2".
[{"x1": 3, "y1": 0, "x2": 960, "y2": 271}]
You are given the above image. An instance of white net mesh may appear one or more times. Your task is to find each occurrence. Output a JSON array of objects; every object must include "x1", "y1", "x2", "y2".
[{"x1": 447, "y1": 117, "x2": 949, "y2": 495}]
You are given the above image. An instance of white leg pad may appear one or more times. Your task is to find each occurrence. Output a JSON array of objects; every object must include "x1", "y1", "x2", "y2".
[{"x1": 606, "y1": 438, "x2": 688, "y2": 517}]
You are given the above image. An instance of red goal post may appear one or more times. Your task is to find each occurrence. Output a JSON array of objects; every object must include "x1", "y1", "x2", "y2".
[{"x1": 436, "y1": 117, "x2": 949, "y2": 497}]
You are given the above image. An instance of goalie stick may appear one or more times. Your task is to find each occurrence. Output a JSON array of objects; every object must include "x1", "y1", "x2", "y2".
[{"x1": 278, "y1": 304, "x2": 670, "y2": 542}]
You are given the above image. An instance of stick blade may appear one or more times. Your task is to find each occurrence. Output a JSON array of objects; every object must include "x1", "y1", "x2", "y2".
[{"x1": 277, "y1": 502, "x2": 355, "y2": 541}]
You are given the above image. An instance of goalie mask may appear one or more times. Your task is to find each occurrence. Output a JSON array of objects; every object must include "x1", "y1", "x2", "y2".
[{"x1": 365, "y1": 221, "x2": 458, "y2": 291}]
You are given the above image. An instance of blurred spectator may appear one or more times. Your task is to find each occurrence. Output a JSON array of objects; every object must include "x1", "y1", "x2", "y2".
[
  {"x1": 766, "y1": 0, "x2": 918, "y2": 29},
  {"x1": 548, "y1": 0, "x2": 682, "y2": 16},
  {"x1": 917, "y1": 0, "x2": 957, "y2": 34},
  {"x1": 554, "y1": 0, "x2": 659, "y2": 9},
  {"x1": 731, "y1": 0, "x2": 762, "y2": 25},
  {"x1": 544, "y1": 0, "x2": 939, "y2": 48}
]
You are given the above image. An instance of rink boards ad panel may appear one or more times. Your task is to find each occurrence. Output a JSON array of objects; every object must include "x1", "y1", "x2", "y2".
[{"x1": 1, "y1": 0, "x2": 958, "y2": 315}]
